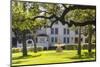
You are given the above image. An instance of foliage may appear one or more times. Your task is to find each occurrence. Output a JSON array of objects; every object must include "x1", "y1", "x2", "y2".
[
  {"x1": 12, "y1": 1, "x2": 96, "y2": 29},
  {"x1": 65, "y1": 45, "x2": 77, "y2": 50},
  {"x1": 12, "y1": 1, "x2": 45, "y2": 31},
  {"x1": 82, "y1": 43, "x2": 96, "y2": 50},
  {"x1": 64, "y1": 44, "x2": 96, "y2": 50},
  {"x1": 12, "y1": 48, "x2": 22, "y2": 53},
  {"x1": 65, "y1": 9, "x2": 96, "y2": 23},
  {"x1": 27, "y1": 47, "x2": 44, "y2": 52}
]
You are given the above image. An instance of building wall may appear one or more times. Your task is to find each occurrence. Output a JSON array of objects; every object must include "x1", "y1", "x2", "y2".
[
  {"x1": 12, "y1": 21, "x2": 86, "y2": 48},
  {"x1": 45, "y1": 21, "x2": 86, "y2": 46}
]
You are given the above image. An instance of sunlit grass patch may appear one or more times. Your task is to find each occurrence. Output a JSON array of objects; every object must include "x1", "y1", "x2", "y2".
[{"x1": 12, "y1": 50, "x2": 96, "y2": 66}]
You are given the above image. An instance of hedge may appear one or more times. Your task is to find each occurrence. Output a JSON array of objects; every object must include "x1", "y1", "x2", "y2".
[
  {"x1": 12, "y1": 48, "x2": 22, "y2": 53},
  {"x1": 12, "y1": 46, "x2": 44, "y2": 53},
  {"x1": 27, "y1": 47, "x2": 44, "y2": 52},
  {"x1": 65, "y1": 43, "x2": 96, "y2": 50}
]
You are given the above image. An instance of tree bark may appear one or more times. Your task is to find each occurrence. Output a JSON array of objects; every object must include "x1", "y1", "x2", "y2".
[
  {"x1": 77, "y1": 26, "x2": 81, "y2": 58},
  {"x1": 22, "y1": 31, "x2": 27, "y2": 56},
  {"x1": 33, "y1": 35, "x2": 37, "y2": 53},
  {"x1": 32, "y1": 31, "x2": 37, "y2": 53},
  {"x1": 29, "y1": 30, "x2": 38, "y2": 53},
  {"x1": 88, "y1": 25, "x2": 92, "y2": 57}
]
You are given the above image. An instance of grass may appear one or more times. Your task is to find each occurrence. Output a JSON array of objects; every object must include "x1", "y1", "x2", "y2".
[{"x1": 12, "y1": 50, "x2": 96, "y2": 66}]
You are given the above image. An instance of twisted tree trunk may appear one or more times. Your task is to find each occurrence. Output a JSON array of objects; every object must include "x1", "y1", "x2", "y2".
[
  {"x1": 31, "y1": 30, "x2": 37, "y2": 53},
  {"x1": 77, "y1": 26, "x2": 81, "y2": 58},
  {"x1": 33, "y1": 34, "x2": 37, "y2": 53},
  {"x1": 22, "y1": 31, "x2": 27, "y2": 56},
  {"x1": 88, "y1": 25, "x2": 92, "y2": 57}
]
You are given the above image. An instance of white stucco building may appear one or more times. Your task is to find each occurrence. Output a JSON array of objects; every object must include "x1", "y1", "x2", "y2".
[{"x1": 12, "y1": 21, "x2": 87, "y2": 49}]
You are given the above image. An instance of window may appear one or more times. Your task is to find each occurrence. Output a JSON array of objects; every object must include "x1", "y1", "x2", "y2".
[
  {"x1": 63, "y1": 28, "x2": 66, "y2": 35},
  {"x1": 75, "y1": 37, "x2": 78, "y2": 43},
  {"x1": 67, "y1": 37, "x2": 69, "y2": 43},
  {"x1": 67, "y1": 29, "x2": 69, "y2": 34},
  {"x1": 18, "y1": 40, "x2": 22, "y2": 44},
  {"x1": 71, "y1": 37, "x2": 73, "y2": 40},
  {"x1": 55, "y1": 37, "x2": 57, "y2": 43},
  {"x1": 63, "y1": 37, "x2": 66, "y2": 43},
  {"x1": 51, "y1": 37, "x2": 54, "y2": 43},
  {"x1": 51, "y1": 28, "x2": 54, "y2": 34},
  {"x1": 81, "y1": 38, "x2": 83, "y2": 42},
  {"x1": 75, "y1": 29, "x2": 78, "y2": 35},
  {"x1": 55, "y1": 28, "x2": 58, "y2": 34}
]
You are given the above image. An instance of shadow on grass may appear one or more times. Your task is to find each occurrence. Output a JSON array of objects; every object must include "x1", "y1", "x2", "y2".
[
  {"x1": 12, "y1": 54, "x2": 41, "y2": 60},
  {"x1": 12, "y1": 61, "x2": 21, "y2": 64},
  {"x1": 70, "y1": 52, "x2": 95, "y2": 59},
  {"x1": 63, "y1": 52, "x2": 95, "y2": 60},
  {"x1": 69, "y1": 55, "x2": 90, "y2": 59}
]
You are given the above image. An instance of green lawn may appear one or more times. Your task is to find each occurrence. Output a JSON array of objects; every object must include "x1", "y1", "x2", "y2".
[{"x1": 12, "y1": 50, "x2": 96, "y2": 66}]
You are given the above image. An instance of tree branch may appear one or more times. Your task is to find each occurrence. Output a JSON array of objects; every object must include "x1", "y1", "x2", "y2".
[{"x1": 31, "y1": 4, "x2": 96, "y2": 27}]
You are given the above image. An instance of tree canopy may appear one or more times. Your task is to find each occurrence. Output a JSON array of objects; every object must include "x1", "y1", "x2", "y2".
[
  {"x1": 12, "y1": 1, "x2": 46, "y2": 32},
  {"x1": 29, "y1": 3, "x2": 96, "y2": 27},
  {"x1": 12, "y1": 1, "x2": 96, "y2": 29}
]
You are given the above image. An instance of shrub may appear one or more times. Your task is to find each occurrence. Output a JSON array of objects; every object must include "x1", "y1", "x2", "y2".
[
  {"x1": 83, "y1": 52, "x2": 96, "y2": 58},
  {"x1": 65, "y1": 45, "x2": 77, "y2": 50},
  {"x1": 64, "y1": 43, "x2": 96, "y2": 50},
  {"x1": 82, "y1": 43, "x2": 88, "y2": 49},
  {"x1": 37, "y1": 47, "x2": 44, "y2": 51},
  {"x1": 48, "y1": 46, "x2": 56, "y2": 50},
  {"x1": 27, "y1": 47, "x2": 34, "y2": 52},
  {"x1": 27, "y1": 46, "x2": 44, "y2": 52},
  {"x1": 12, "y1": 48, "x2": 22, "y2": 53},
  {"x1": 82, "y1": 43, "x2": 96, "y2": 49}
]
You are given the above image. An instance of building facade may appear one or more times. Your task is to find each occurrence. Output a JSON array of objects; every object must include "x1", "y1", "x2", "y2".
[{"x1": 12, "y1": 21, "x2": 86, "y2": 49}]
